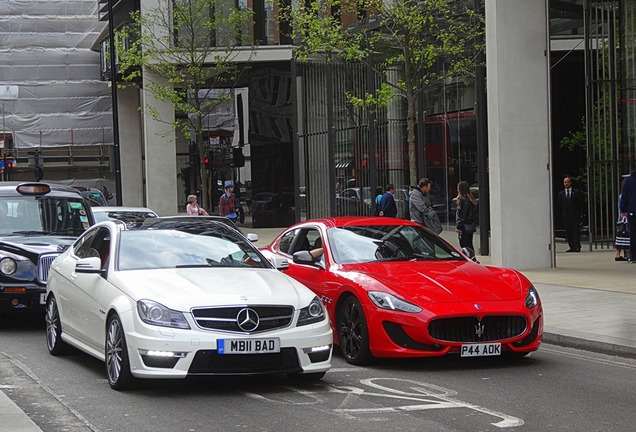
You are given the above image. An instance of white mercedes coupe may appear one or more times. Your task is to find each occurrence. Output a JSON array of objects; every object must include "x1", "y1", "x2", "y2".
[{"x1": 45, "y1": 218, "x2": 332, "y2": 390}]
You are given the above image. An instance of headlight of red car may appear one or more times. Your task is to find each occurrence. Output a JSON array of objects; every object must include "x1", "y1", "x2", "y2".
[
  {"x1": 368, "y1": 291, "x2": 422, "y2": 313},
  {"x1": 525, "y1": 286, "x2": 540, "y2": 309}
]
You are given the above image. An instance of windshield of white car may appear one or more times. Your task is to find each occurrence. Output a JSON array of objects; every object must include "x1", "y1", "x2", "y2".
[
  {"x1": 117, "y1": 228, "x2": 269, "y2": 270},
  {"x1": 0, "y1": 196, "x2": 89, "y2": 236},
  {"x1": 327, "y1": 224, "x2": 465, "y2": 264}
]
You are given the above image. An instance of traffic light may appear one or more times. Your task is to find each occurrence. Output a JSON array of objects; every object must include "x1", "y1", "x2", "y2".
[
  {"x1": 5, "y1": 160, "x2": 13, "y2": 181},
  {"x1": 232, "y1": 147, "x2": 245, "y2": 168},
  {"x1": 205, "y1": 151, "x2": 213, "y2": 170}
]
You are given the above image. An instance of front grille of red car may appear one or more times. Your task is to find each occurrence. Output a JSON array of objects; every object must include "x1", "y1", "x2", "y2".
[
  {"x1": 191, "y1": 305, "x2": 294, "y2": 333},
  {"x1": 428, "y1": 315, "x2": 527, "y2": 343},
  {"x1": 187, "y1": 348, "x2": 301, "y2": 374}
]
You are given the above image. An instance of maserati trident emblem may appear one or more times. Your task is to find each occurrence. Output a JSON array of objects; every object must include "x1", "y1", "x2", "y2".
[
  {"x1": 475, "y1": 321, "x2": 485, "y2": 338},
  {"x1": 237, "y1": 308, "x2": 259, "y2": 332}
]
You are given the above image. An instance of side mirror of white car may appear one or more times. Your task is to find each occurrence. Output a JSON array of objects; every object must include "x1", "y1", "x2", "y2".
[
  {"x1": 269, "y1": 255, "x2": 289, "y2": 271},
  {"x1": 246, "y1": 233, "x2": 259, "y2": 242},
  {"x1": 75, "y1": 257, "x2": 103, "y2": 274}
]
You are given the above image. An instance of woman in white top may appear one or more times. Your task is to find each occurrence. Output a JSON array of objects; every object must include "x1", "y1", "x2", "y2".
[{"x1": 186, "y1": 195, "x2": 209, "y2": 216}]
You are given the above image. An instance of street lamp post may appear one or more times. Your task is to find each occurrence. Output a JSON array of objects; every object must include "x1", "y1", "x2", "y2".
[{"x1": 107, "y1": 0, "x2": 123, "y2": 205}]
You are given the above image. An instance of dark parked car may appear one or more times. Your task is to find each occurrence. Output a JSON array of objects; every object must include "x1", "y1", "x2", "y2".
[
  {"x1": 0, "y1": 182, "x2": 94, "y2": 316},
  {"x1": 336, "y1": 187, "x2": 373, "y2": 216},
  {"x1": 72, "y1": 186, "x2": 108, "y2": 207}
]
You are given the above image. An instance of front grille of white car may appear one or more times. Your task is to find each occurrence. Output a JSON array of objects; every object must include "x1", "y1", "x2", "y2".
[
  {"x1": 38, "y1": 254, "x2": 59, "y2": 285},
  {"x1": 191, "y1": 305, "x2": 294, "y2": 333}
]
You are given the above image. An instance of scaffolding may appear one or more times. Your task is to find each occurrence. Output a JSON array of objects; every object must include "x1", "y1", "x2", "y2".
[{"x1": 0, "y1": 0, "x2": 113, "y2": 154}]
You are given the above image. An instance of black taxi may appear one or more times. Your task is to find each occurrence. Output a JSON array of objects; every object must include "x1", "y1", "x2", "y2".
[{"x1": 0, "y1": 182, "x2": 94, "y2": 315}]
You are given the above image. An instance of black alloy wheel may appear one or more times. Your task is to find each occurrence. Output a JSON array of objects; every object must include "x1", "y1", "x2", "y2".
[
  {"x1": 45, "y1": 295, "x2": 67, "y2": 356},
  {"x1": 105, "y1": 314, "x2": 135, "y2": 390},
  {"x1": 337, "y1": 296, "x2": 371, "y2": 365}
]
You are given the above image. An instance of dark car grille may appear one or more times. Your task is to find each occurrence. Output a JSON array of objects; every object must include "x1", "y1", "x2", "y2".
[
  {"x1": 191, "y1": 305, "x2": 294, "y2": 333},
  {"x1": 38, "y1": 254, "x2": 59, "y2": 285},
  {"x1": 188, "y1": 348, "x2": 301, "y2": 375},
  {"x1": 428, "y1": 315, "x2": 527, "y2": 343}
]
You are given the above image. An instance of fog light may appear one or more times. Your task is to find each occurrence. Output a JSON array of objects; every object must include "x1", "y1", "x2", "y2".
[
  {"x1": 139, "y1": 349, "x2": 186, "y2": 358},
  {"x1": 304, "y1": 344, "x2": 332, "y2": 363},
  {"x1": 11, "y1": 299, "x2": 19, "y2": 306}
]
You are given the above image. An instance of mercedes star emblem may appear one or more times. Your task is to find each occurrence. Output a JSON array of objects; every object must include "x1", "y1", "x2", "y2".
[{"x1": 236, "y1": 308, "x2": 259, "y2": 332}]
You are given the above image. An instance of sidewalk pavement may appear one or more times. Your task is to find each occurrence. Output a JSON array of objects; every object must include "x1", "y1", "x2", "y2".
[{"x1": 3, "y1": 223, "x2": 635, "y2": 432}]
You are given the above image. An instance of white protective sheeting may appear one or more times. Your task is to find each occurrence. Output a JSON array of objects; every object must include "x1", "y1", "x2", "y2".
[{"x1": 0, "y1": 0, "x2": 113, "y2": 149}]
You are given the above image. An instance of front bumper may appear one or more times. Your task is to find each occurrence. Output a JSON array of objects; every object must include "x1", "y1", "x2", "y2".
[
  {"x1": 365, "y1": 301, "x2": 543, "y2": 358},
  {"x1": 119, "y1": 309, "x2": 333, "y2": 379},
  {"x1": 0, "y1": 283, "x2": 46, "y2": 313}
]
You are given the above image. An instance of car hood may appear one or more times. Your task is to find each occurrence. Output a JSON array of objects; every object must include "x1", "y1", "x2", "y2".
[
  {"x1": 111, "y1": 268, "x2": 315, "y2": 311},
  {"x1": 339, "y1": 260, "x2": 524, "y2": 304},
  {"x1": 0, "y1": 235, "x2": 76, "y2": 255}
]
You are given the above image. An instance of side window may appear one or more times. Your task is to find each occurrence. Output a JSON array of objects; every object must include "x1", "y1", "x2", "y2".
[
  {"x1": 305, "y1": 229, "x2": 322, "y2": 249},
  {"x1": 74, "y1": 229, "x2": 98, "y2": 258},
  {"x1": 278, "y1": 230, "x2": 298, "y2": 255}
]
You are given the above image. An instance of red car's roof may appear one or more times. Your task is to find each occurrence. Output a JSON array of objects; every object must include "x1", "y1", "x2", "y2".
[{"x1": 295, "y1": 216, "x2": 421, "y2": 229}]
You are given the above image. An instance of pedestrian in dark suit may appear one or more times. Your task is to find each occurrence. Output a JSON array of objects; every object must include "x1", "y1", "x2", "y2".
[
  {"x1": 379, "y1": 184, "x2": 398, "y2": 218},
  {"x1": 557, "y1": 176, "x2": 585, "y2": 252},
  {"x1": 620, "y1": 170, "x2": 636, "y2": 261}
]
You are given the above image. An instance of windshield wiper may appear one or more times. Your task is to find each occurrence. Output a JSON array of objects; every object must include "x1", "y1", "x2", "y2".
[
  {"x1": 375, "y1": 256, "x2": 412, "y2": 262},
  {"x1": 11, "y1": 230, "x2": 52, "y2": 236}
]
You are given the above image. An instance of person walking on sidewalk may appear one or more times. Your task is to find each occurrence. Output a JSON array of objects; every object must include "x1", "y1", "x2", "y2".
[
  {"x1": 557, "y1": 176, "x2": 585, "y2": 252},
  {"x1": 219, "y1": 182, "x2": 240, "y2": 222},
  {"x1": 186, "y1": 194, "x2": 209, "y2": 216},
  {"x1": 455, "y1": 181, "x2": 478, "y2": 252},
  {"x1": 620, "y1": 170, "x2": 636, "y2": 261},
  {"x1": 378, "y1": 184, "x2": 398, "y2": 217},
  {"x1": 409, "y1": 178, "x2": 443, "y2": 234},
  {"x1": 615, "y1": 179, "x2": 630, "y2": 261}
]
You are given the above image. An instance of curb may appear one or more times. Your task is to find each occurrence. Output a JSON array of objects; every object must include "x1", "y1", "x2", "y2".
[{"x1": 543, "y1": 331, "x2": 636, "y2": 359}]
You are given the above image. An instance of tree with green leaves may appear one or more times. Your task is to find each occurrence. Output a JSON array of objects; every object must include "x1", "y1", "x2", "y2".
[
  {"x1": 115, "y1": 0, "x2": 253, "y2": 209},
  {"x1": 283, "y1": 0, "x2": 483, "y2": 185}
]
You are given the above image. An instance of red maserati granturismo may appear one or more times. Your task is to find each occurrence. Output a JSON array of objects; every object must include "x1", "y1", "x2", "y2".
[{"x1": 260, "y1": 217, "x2": 542, "y2": 365}]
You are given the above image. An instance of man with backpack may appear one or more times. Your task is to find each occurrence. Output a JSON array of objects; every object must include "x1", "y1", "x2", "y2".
[
  {"x1": 219, "y1": 182, "x2": 240, "y2": 222},
  {"x1": 409, "y1": 178, "x2": 443, "y2": 234}
]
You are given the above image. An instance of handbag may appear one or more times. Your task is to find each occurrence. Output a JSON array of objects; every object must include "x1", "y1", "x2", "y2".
[
  {"x1": 616, "y1": 218, "x2": 630, "y2": 248},
  {"x1": 464, "y1": 222, "x2": 477, "y2": 234},
  {"x1": 425, "y1": 210, "x2": 443, "y2": 234}
]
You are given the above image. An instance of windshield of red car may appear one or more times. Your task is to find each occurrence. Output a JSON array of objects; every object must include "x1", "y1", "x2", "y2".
[{"x1": 327, "y1": 225, "x2": 465, "y2": 264}]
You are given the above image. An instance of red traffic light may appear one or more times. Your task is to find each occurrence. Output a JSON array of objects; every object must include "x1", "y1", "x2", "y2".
[
  {"x1": 6, "y1": 161, "x2": 13, "y2": 169},
  {"x1": 204, "y1": 156, "x2": 210, "y2": 165}
]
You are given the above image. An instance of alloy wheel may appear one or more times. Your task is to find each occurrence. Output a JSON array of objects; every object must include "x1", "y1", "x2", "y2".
[{"x1": 337, "y1": 296, "x2": 371, "y2": 365}]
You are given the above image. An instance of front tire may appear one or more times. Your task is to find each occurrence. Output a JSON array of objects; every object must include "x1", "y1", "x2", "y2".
[
  {"x1": 106, "y1": 314, "x2": 135, "y2": 390},
  {"x1": 45, "y1": 295, "x2": 67, "y2": 356},
  {"x1": 337, "y1": 296, "x2": 371, "y2": 365}
]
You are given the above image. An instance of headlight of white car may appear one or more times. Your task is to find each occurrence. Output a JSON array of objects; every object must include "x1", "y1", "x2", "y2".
[
  {"x1": 525, "y1": 286, "x2": 539, "y2": 309},
  {"x1": 297, "y1": 296, "x2": 326, "y2": 326},
  {"x1": 137, "y1": 299, "x2": 190, "y2": 329},
  {"x1": 368, "y1": 291, "x2": 422, "y2": 313}
]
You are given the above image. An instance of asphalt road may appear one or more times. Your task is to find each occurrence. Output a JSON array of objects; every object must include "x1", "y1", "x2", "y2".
[{"x1": 1, "y1": 316, "x2": 636, "y2": 432}]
